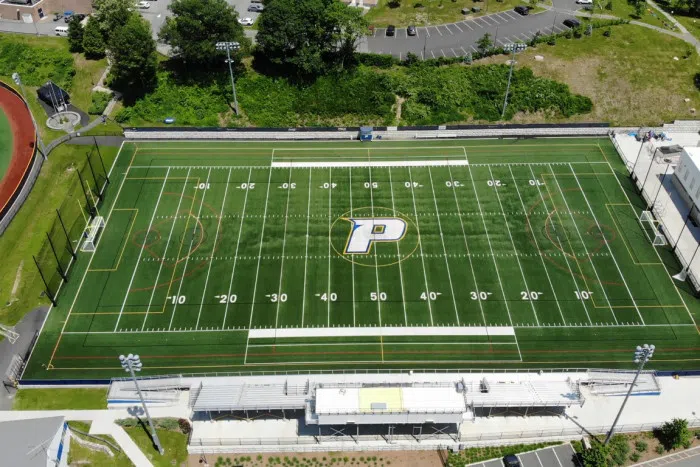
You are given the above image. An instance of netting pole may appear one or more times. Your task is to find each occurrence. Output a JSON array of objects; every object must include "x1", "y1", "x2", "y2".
[
  {"x1": 640, "y1": 147, "x2": 658, "y2": 198},
  {"x1": 649, "y1": 163, "x2": 671, "y2": 211},
  {"x1": 674, "y1": 205, "x2": 695, "y2": 251},
  {"x1": 56, "y1": 209, "x2": 76, "y2": 259},
  {"x1": 85, "y1": 151, "x2": 102, "y2": 202},
  {"x1": 33, "y1": 255, "x2": 57, "y2": 307},
  {"x1": 94, "y1": 136, "x2": 109, "y2": 185},
  {"x1": 46, "y1": 232, "x2": 67, "y2": 282},
  {"x1": 76, "y1": 169, "x2": 96, "y2": 218}
]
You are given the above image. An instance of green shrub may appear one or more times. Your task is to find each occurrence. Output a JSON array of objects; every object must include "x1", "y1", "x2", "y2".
[
  {"x1": 629, "y1": 452, "x2": 640, "y2": 462},
  {"x1": 356, "y1": 53, "x2": 400, "y2": 68},
  {"x1": 655, "y1": 444, "x2": 665, "y2": 454},
  {"x1": 88, "y1": 91, "x2": 112, "y2": 115},
  {"x1": 609, "y1": 434, "x2": 630, "y2": 466},
  {"x1": 156, "y1": 418, "x2": 180, "y2": 430},
  {"x1": 0, "y1": 36, "x2": 75, "y2": 88},
  {"x1": 635, "y1": 440, "x2": 648, "y2": 452},
  {"x1": 115, "y1": 418, "x2": 139, "y2": 427},
  {"x1": 660, "y1": 419, "x2": 691, "y2": 450}
]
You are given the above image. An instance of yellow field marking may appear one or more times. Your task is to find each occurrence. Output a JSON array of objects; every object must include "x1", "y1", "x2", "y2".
[{"x1": 88, "y1": 209, "x2": 138, "y2": 272}]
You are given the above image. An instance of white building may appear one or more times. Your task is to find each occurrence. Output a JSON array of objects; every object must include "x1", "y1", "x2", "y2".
[
  {"x1": 0, "y1": 416, "x2": 70, "y2": 467},
  {"x1": 673, "y1": 147, "x2": 700, "y2": 223}
]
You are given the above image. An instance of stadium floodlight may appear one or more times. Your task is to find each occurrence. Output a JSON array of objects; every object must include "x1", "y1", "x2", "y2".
[
  {"x1": 500, "y1": 43, "x2": 527, "y2": 120},
  {"x1": 604, "y1": 344, "x2": 655, "y2": 445},
  {"x1": 119, "y1": 354, "x2": 164, "y2": 455},
  {"x1": 11, "y1": 72, "x2": 47, "y2": 160},
  {"x1": 215, "y1": 41, "x2": 241, "y2": 115}
]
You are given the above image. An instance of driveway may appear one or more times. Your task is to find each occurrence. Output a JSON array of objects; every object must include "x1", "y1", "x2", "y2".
[
  {"x1": 362, "y1": 1, "x2": 582, "y2": 59},
  {"x1": 471, "y1": 443, "x2": 580, "y2": 467}
]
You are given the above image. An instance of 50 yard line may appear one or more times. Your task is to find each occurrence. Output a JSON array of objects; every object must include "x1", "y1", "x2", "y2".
[
  {"x1": 388, "y1": 167, "x2": 408, "y2": 325},
  {"x1": 114, "y1": 168, "x2": 170, "y2": 331}
]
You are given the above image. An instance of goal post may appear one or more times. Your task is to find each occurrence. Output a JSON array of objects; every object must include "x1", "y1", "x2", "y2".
[
  {"x1": 81, "y1": 216, "x2": 106, "y2": 252},
  {"x1": 639, "y1": 210, "x2": 667, "y2": 246}
]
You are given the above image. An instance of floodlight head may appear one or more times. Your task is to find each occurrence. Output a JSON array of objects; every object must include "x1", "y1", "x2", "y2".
[{"x1": 216, "y1": 41, "x2": 240, "y2": 51}]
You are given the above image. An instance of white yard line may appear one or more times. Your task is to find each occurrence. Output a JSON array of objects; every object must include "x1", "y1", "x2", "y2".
[
  {"x1": 447, "y1": 165, "x2": 488, "y2": 328},
  {"x1": 301, "y1": 168, "x2": 312, "y2": 327},
  {"x1": 507, "y1": 165, "x2": 566, "y2": 324},
  {"x1": 527, "y1": 165, "x2": 591, "y2": 324},
  {"x1": 114, "y1": 168, "x2": 170, "y2": 331},
  {"x1": 388, "y1": 167, "x2": 408, "y2": 325},
  {"x1": 222, "y1": 168, "x2": 253, "y2": 327},
  {"x1": 487, "y1": 165, "x2": 540, "y2": 326},
  {"x1": 408, "y1": 167, "x2": 434, "y2": 325},
  {"x1": 274, "y1": 166, "x2": 294, "y2": 328},
  {"x1": 141, "y1": 168, "x2": 191, "y2": 330},
  {"x1": 368, "y1": 165, "x2": 383, "y2": 327},
  {"x1": 167, "y1": 167, "x2": 212, "y2": 330},
  {"x1": 245, "y1": 165, "x2": 275, "y2": 361},
  {"x1": 427, "y1": 167, "x2": 461, "y2": 325},
  {"x1": 327, "y1": 167, "x2": 332, "y2": 325},
  {"x1": 567, "y1": 163, "x2": 644, "y2": 324},
  {"x1": 349, "y1": 168, "x2": 357, "y2": 326},
  {"x1": 195, "y1": 168, "x2": 232, "y2": 329},
  {"x1": 548, "y1": 164, "x2": 618, "y2": 324},
  {"x1": 250, "y1": 326, "x2": 515, "y2": 338}
]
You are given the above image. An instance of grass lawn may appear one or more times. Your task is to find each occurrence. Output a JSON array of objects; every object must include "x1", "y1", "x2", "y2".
[
  {"x1": 365, "y1": 0, "x2": 528, "y2": 27},
  {"x1": 0, "y1": 143, "x2": 119, "y2": 327},
  {"x1": 125, "y1": 425, "x2": 188, "y2": 467},
  {"x1": 68, "y1": 421, "x2": 134, "y2": 466},
  {"x1": 587, "y1": 0, "x2": 674, "y2": 30},
  {"x1": 13, "y1": 388, "x2": 107, "y2": 410},
  {"x1": 0, "y1": 107, "x2": 11, "y2": 179},
  {"x1": 670, "y1": 11, "x2": 700, "y2": 40},
  {"x1": 484, "y1": 23, "x2": 700, "y2": 125}
]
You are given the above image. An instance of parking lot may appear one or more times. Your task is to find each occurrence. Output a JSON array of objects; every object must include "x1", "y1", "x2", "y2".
[{"x1": 472, "y1": 444, "x2": 579, "y2": 467}]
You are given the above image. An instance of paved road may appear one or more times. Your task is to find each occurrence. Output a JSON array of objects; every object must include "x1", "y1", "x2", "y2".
[
  {"x1": 471, "y1": 443, "x2": 579, "y2": 467},
  {"x1": 362, "y1": 0, "x2": 582, "y2": 59},
  {"x1": 633, "y1": 446, "x2": 700, "y2": 467}
]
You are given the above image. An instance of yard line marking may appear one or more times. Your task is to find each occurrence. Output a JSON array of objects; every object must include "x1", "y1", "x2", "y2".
[
  {"x1": 528, "y1": 165, "x2": 591, "y2": 324},
  {"x1": 567, "y1": 163, "x2": 644, "y2": 324},
  {"x1": 275, "y1": 166, "x2": 294, "y2": 329},
  {"x1": 142, "y1": 168, "x2": 191, "y2": 330},
  {"x1": 428, "y1": 167, "x2": 461, "y2": 325},
  {"x1": 114, "y1": 168, "x2": 171, "y2": 331},
  {"x1": 168, "y1": 167, "x2": 212, "y2": 330},
  {"x1": 349, "y1": 169, "x2": 357, "y2": 326},
  {"x1": 301, "y1": 168, "x2": 312, "y2": 327},
  {"x1": 447, "y1": 165, "x2": 488, "y2": 329},
  {"x1": 408, "y1": 167, "x2": 434, "y2": 325},
  {"x1": 368, "y1": 165, "x2": 384, "y2": 332},
  {"x1": 195, "y1": 168, "x2": 232, "y2": 329},
  {"x1": 327, "y1": 166, "x2": 332, "y2": 325},
  {"x1": 548, "y1": 164, "x2": 617, "y2": 323},
  {"x1": 245, "y1": 165, "x2": 275, "y2": 362},
  {"x1": 487, "y1": 165, "x2": 540, "y2": 326},
  {"x1": 222, "y1": 168, "x2": 253, "y2": 327},
  {"x1": 465, "y1": 165, "x2": 519, "y2": 347},
  {"x1": 388, "y1": 167, "x2": 408, "y2": 325},
  {"x1": 508, "y1": 165, "x2": 566, "y2": 324}
]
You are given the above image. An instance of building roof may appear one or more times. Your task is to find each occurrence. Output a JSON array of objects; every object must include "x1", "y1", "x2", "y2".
[
  {"x1": 314, "y1": 386, "x2": 466, "y2": 415},
  {"x1": 0, "y1": 416, "x2": 65, "y2": 467}
]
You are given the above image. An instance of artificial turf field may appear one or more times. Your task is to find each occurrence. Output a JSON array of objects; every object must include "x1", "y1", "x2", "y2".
[{"x1": 21, "y1": 138, "x2": 700, "y2": 380}]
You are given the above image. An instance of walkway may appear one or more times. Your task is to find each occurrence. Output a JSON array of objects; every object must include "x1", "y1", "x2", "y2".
[{"x1": 633, "y1": 446, "x2": 700, "y2": 466}]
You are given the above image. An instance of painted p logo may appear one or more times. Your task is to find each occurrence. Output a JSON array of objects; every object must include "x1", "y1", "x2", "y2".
[{"x1": 344, "y1": 217, "x2": 407, "y2": 254}]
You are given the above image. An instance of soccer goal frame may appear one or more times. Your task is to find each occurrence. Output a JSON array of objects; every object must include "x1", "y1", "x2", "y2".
[
  {"x1": 81, "y1": 216, "x2": 106, "y2": 252},
  {"x1": 639, "y1": 210, "x2": 667, "y2": 246}
]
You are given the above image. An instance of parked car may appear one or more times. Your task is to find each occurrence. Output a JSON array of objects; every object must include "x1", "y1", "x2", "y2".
[
  {"x1": 63, "y1": 10, "x2": 73, "y2": 23},
  {"x1": 502, "y1": 454, "x2": 521, "y2": 467},
  {"x1": 563, "y1": 18, "x2": 581, "y2": 28},
  {"x1": 407, "y1": 25, "x2": 417, "y2": 36},
  {"x1": 576, "y1": 0, "x2": 593, "y2": 3},
  {"x1": 386, "y1": 25, "x2": 395, "y2": 36},
  {"x1": 514, "y1": 5, "x2": 529, "y2": 15},
  {"x1": 137, "y1": 1, "x2": 150, "y2": 8},
  {"x1": 53, "y1": 12, "x2": 63, "y2": 21},
  {"x1": 248, "y1": 4, "x2": 264, "y2": 11},
  {"x1": 238, "y1": 17, "x2": 254, "y2": 26}
]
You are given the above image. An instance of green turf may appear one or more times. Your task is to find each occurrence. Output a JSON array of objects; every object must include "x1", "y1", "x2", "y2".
[
  {"x1": 13, "y1": 388, "x2": 107, "y2": 410},
  {"x1": 0, "y1": 107, "x2": 11, "y2": 182},
  {"x1": 21, "y1": 138, "x2": 700, "y2": 380}
]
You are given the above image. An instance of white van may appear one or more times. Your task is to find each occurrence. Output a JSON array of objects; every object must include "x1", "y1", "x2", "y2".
[{"x1": 55, "y1": 26, "x2": 69, "y2": 36}]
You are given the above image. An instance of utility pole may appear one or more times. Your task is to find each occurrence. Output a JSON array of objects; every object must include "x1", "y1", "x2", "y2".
[
  {"x1": 604, "y1": 344, "x2": 655, "y2": 445},
  {"x1": 501, "y1": 43, "x2": 527, "y2": 120},
  {"x1": 119, "y1": 354, "x2": 164, "y2": 455},
  {"x1": 216, "y1": 41, "x2": 241, "y2": 115}
]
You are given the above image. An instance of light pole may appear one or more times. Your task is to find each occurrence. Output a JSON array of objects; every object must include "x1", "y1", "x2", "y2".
[
  {"x1": 216, "y1": 41, "x2": 241, "y2": 115},
  {"x1": 604, "y1": 344, "x2": 655, "y2": 445},
  {"x1": 119, "y1": 354, "x2": 164, "y2": 455},
  {"x1": 501, "y1": 42, "x2": 527, "y2": 120},
  {"x1": 12, "y1": 72, "x2": 47, "y2": 160}
]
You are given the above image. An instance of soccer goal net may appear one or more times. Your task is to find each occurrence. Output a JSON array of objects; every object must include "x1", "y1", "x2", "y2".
[
  {"x1": 639, "y1": 210, "x2": 667, "y2": 246},
  {"x1": 81, "y1": 216, "x2": 105, "y2": 252}
]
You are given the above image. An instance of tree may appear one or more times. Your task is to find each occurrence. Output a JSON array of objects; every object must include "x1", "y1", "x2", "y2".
[
  {"x1": 82, "y1": 17, "x2": 106, "y2": 59},
  {"x1": 256, "y1": 0, "x2": 369, "y2": 79},
  {"x1": 660, "y1": 418, "x2": 690, "y2": 450},
  {"x1": 67, "y1": 17, "x2": 84, "y2": 53},
  {"x1": 580, "y1": 443, "x2": 609, "y2": 467},
  {"x1": 93, "y1": 0, "x2": 135, "y2": 41},
  {"x1": 109, "y1": 15, "x2": 158, "y2": 94},
  {"x1": 159, "y1": 0, "x2": 247, "y2": 68},
  {"x1": 476, "y1": 33, "x2": 493, "y2": 54}
]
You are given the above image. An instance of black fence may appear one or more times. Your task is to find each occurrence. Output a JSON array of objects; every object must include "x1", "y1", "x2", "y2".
[{"x1": 33, "y1": 138, "x2": 109, "y2": 306}]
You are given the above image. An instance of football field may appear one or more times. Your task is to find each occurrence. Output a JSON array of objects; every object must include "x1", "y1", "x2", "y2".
[{"x1": 22, "y1": 138, "x2": 700, "y2": 379}]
